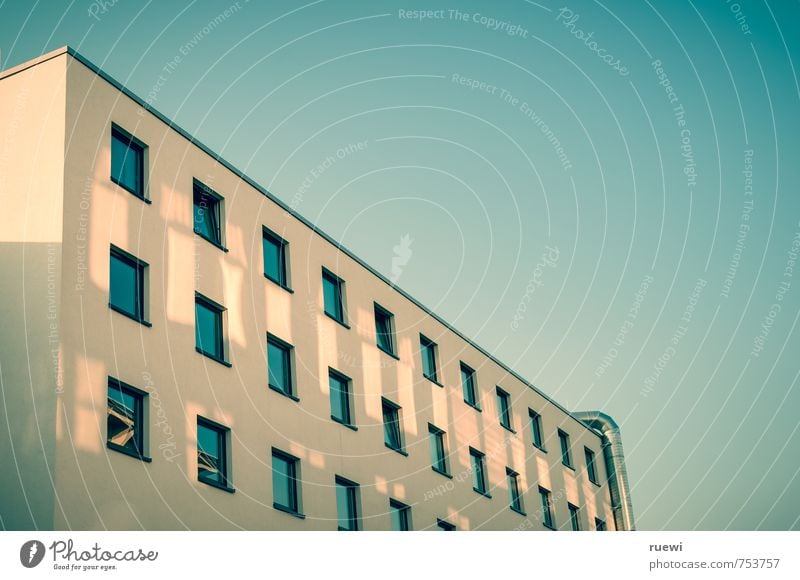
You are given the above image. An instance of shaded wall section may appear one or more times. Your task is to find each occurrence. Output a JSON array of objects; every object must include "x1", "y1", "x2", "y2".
[{"x1": 0, "y1": 52, "x2": 67, "y2": 529}]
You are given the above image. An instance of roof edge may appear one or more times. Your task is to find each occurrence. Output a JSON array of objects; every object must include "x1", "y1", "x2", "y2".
[{"x1": 0, "y1": 45, "x2": 70, "y2": 82}]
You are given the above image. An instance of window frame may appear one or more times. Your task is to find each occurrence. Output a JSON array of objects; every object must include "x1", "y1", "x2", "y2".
[
  {"x1": 558, "y1": 429, "x2": 573, "y2": 469},
  {"x1": 585, "y1": 447, "x2": 600, "y2": 485},
  {"x1": 428, "y1": 424, "x2": 450, "y2": 477},
  {"x1": 539, "y1": 486, "x2": 555, "y2": 529},
  {"x1": 419, "y1": 334, "x2": 440, "y2": 385},
  {"x1": 529, "y1": 409, "x2": 546, "y2": 451},
  {"x1": 106, "y1": 377, "x2": 151, "y2": 462},
  {"x1": 110, "y1": 123, "x2": 147, "y2": 201},
  {"x1": 328, "y1": 368, "x2": 355, "y2": 429},
  {"x1": 193, "y1": 179, "x2": 227, "y2": 251},
  {"x1": 381, "y1": 397, "x2": 405, "y2": 455},
  {"x1": 568, "y1": 503, "x2": 581, "y2": 531},
  {"x1": 109, "y1": 245, "x2": 150, "y2": 326},
  {"x1": 196, "y1": 416, "x2": 234, "y2": 493},
  {"x1": 373, "y1": 302, "x2": 397, "y2": 358},
  {"x1": 271, "y1": 448, "x2": 303, "y2": 518},
  {"x1": 469, "y1": 447, "x2": 490, "y2": 497},
  {"x1": 595, "y1": 517, "x2": 607, "y2": 531},
  {"x1": 262, "y1": 226, "x2": 291, "y2": 291},
  {"x1": 194, "y1": 292, "x2": 230, "y2": 366},
  {"x1": 267, "y1": 333, "x2": 297, "y2": 400},
  {"x1": 335, "y1": 476, "x2": 361, "y2": 531},
  {"x1": 460, "y1": 362, "x2": 481, "y2": 410},
  {"x1": 506, "y1": 467, "x2": 525, "y2": 515},
  {"x1": 436, "y1": 518, "x2": 456, "y2": 531},
  {"x1": 389, "y1": 499, "x2": 412, "y2": 531},
  {"x1": 321, "y1": 267, "x2": 347, "y2": 326},
  {"x1": 496, "y1": 386, "x2": 513, "y2": 431}
]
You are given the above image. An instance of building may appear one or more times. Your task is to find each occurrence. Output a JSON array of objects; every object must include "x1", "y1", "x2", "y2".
[{"x1": 0, "y1": 47, "x2": 634, "y2": 531}]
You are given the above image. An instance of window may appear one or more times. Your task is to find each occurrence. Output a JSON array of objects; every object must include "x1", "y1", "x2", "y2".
[
  {"x1": 529, "y1": 409, "x2": 545, "y2": 450},
  {"x1": 322, "y1": 268, "x2": 346, "y2": 324},
  {"x1": 109, "y1": 246, "x2": 148, "y2": 324},
  {"x1": 585, "y1": 447, "x2": 599, "y2": 485},
  {"x1": 335, "y1": 476, "x2": 360, "y2": 531},
  {"x1": 436, "y1": 518, "x2": 455, "y2": 531},
  {"x1": 506, "y1": 468, "x2": 525, "y2": 514},
  {"x1": 197, "y1": 417, "x2": 232, "y2": 491},
  {"x1": 428, "y1": 424, "x2": 449, "y2": 476},
  {"x1": 272, "y1": 449, "x2": 301, "y2": 516},
  {"x1": 267, "y1": 334, "x2": 295, "y2": 398},
  {"x1": 539, "y1": 487, "x2": 554, "y2": 528},
  {"x1": 107, "y1": 378, "x2": 148, "y2": 461},
  {"x1": 374, "y1": 303, "x2": 396, "y2": 356},
  {"x1": 569, "y1": 503, "x2": 581, "y2": 531},
  {"x1": 193, "y1": 180, "x2": 225, "y2": 249},
  {"x1": 496, "y1": 387, "x2": 513, "y2": 430},
  {"x1": 460, "y1": 363, "x2": 480, "y2": 409},
  {"x1": 595, "y1": 518, "x2": 607, "y2": 531},
  {"x1": 111, "y1": 125, "x2": 145, "y2": 199},
  {"x1": 558, "y1": 429, "x2": 573, "y2": 468},
  {"x1": 469, "y1": 447, "x2": 489, "y2": 496},
  {"x1": 382, "y1": 398, "x2": 404, "y2": 453},
  {"x1": 389, "y1": 499, "x2": 411, "y2": 531},
  {"x1": 420, "y1": 335, "x2": 439, "y2": 383},
  {"x1": 263, "y1": 227, "x2": 290, "y2": 289},
  {"x1": 195, "y1": 294, "x2": 227, "y2": 364},
  {"x1": 329, "y1": 369, "x2": 354, "y2": 428}
]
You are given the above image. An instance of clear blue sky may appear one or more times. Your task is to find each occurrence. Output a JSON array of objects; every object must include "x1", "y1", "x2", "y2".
[{"x1": 2, "y1": 0, "x2": 799, "y2": 530}]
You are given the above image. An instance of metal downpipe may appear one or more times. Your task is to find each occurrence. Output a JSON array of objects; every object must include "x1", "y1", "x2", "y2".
[{"x1": 573, "y1": 411, "x2": 635, "y2": 531}]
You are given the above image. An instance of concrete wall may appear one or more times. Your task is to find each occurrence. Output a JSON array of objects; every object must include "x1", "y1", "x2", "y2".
[{"x1": 0, "y1": 52, "x2": 67, "y2": 530}]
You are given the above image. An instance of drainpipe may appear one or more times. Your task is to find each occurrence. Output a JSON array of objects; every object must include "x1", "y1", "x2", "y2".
[{"x1": 573, "y1": 411, "x2": 635, "y2": 531}]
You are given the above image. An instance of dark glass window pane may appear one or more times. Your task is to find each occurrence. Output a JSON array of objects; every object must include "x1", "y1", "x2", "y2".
[
  {"x1": 336, "y1": 479, "x2": 358, "y2": 530},
  {"x1": 559, "y1": 430, "x2": 572, "y2": 466},
  {"x1": 429, "y1": 427, "x2": 447, "y2": 473},
  {"x1": 111, "y1": 131, "x2": 142, "y2": 195},
  {"x1": 195, "y1": 300, "x2": 222, "y2": 358},
  {"x1": 498, "y1": 389, "x2": 511, "y2": 428},
  {"x1": 268, "y1": 339, "x2": 291, "y2": 395},
  {"x1": 329, "y1": 373, "x2": 350, "y2": 424},
  {"x1": 383, "y1": 402, "x2": 402, "y2": 450},
  {"x1": 375, "y1": 307, "x2": 394, "y2": 353},
  {"x1": 508, "y1": 471, "x2": 523, "y2": 512},
  {"x1": 470, "y1": 449, "x2": 486, "y2": 493},
  {"x1": 530, "y1": 411, "x2": 544, "y2": 448},
  {"x1": 421, "y1": 337, "x2": 437, "y2": 381},
  {"x1": 540, "y1": 488, "x2": 554, "y2": 527},
  {"x1": 263, "y1": 233, "x2": 286, "y2": 285},
  {"x1": 436, "y1": 439, "x2": 446, "y2": 471},
  {"x1": 107, "y1": 382, "x2": 140, "y2": 453},
  {"x1": 272, "y1": 453, "x2": 297, "y2": 512},
  {"x1": 197, "y1": 422, "x2": 224, "y2": 485},
  {"x1": 109, "y1": 252, "x2": 140, "y2": 318},
  {"x1": 595, "y1": 518, "x2": 606, "y2": 531},
  {"x1": 569, "y1": 504, "x2": 581, "y2": 531},
  {"x1": 193, "y1": 188, "x2": 220, "y2": 244},
  {"x1": 461, "y1": 364, "x2": 477, "y2": 406},
  {"x1": 390, "y1": 501, "x2": 410, "y2": 531},
  {"x1": 586, "y1": 448, "x2": 598, "y2": 484},
  {"x1": 322, "y1": 272, "x2": 343, "y2": 321},
  {"x1": 437, "y1": 519, "x2": 455, "y2": 531}
]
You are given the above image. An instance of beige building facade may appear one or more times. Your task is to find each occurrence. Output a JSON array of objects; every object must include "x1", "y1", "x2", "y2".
[{"x1": 0, "y1": 47, "x2": 634, "y2": 531}]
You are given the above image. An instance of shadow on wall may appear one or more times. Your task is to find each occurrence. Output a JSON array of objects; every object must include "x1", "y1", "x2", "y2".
[{"x1": 0, "y1": 242, "x2": 61, "y2": 530}]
